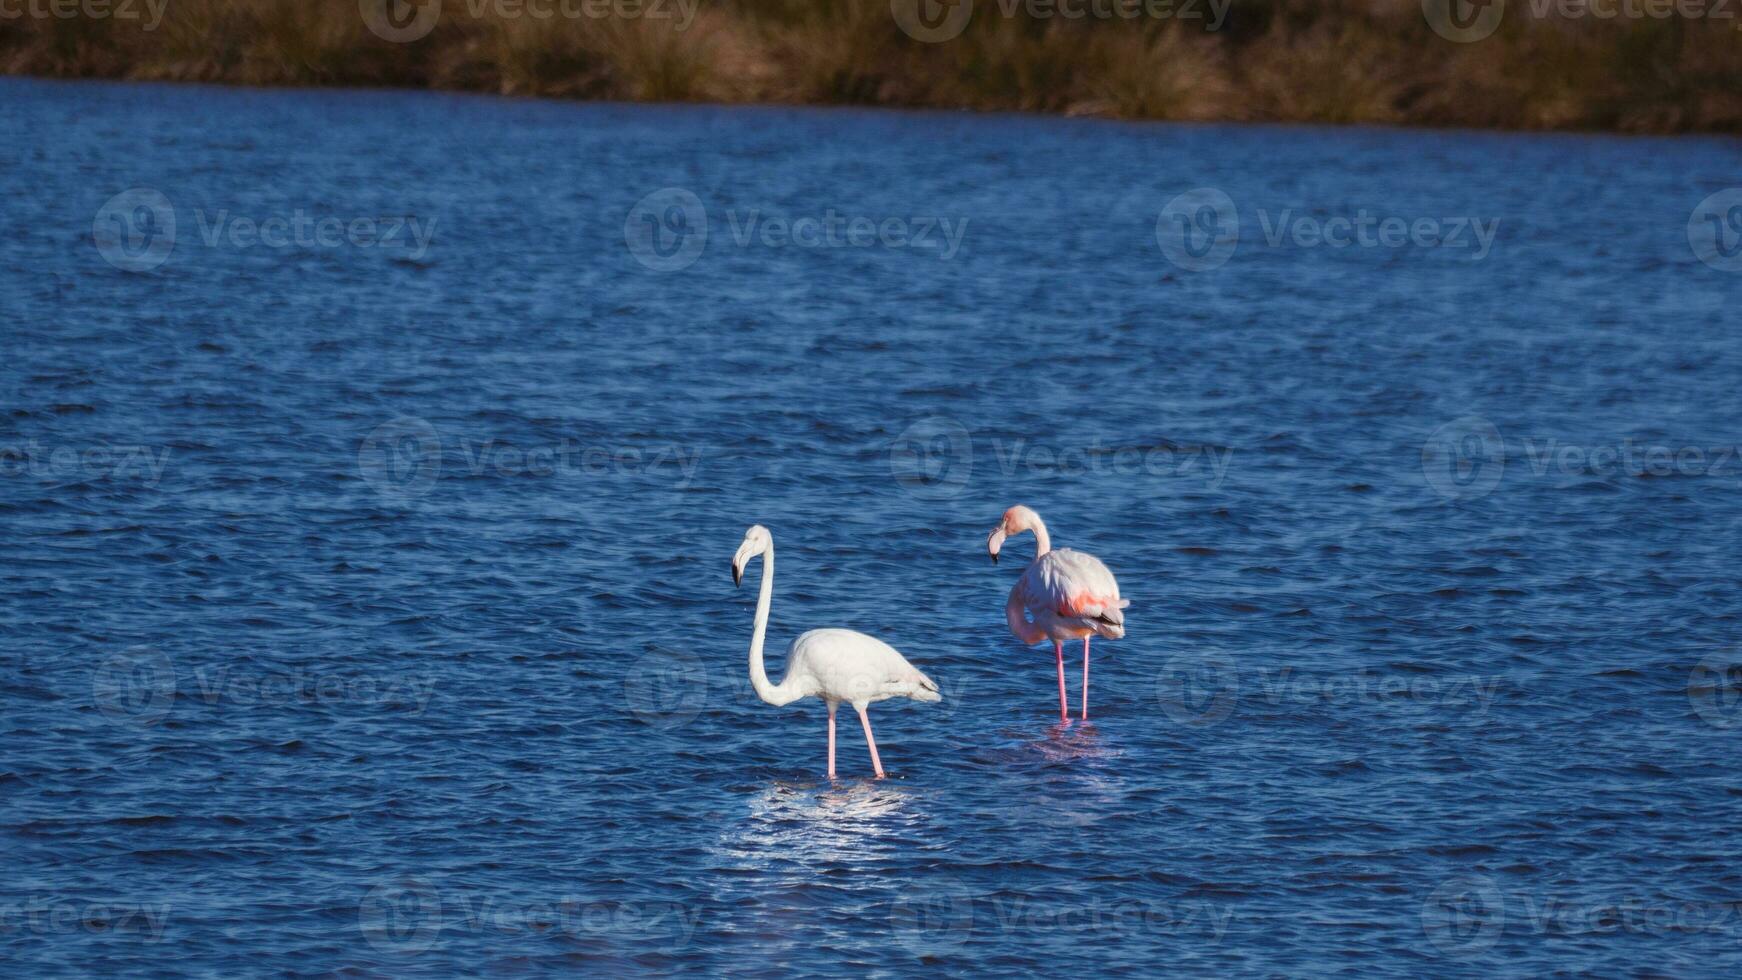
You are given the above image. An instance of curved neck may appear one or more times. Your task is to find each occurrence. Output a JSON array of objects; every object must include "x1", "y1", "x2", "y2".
[
  {"x1": 1026, "y1": 516, "x2": 1051, "y2": 557},
  {"x1": 746, "y1": 544, "x2": 799, "y2": 706},
  {"x1": 1006, "y1": 586, "x2": 1045, "y2": 644}
]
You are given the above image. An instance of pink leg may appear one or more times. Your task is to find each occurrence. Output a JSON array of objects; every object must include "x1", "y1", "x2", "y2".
[
  {"x1": 827, "y1": 702, "x2": 837, "y2": 779},
  {"x1": 856, "y1": 704, "x2": 885, "y2": 778},
  {"x1": 1081, "y1": 635, "x2": 1091, "y2": 721},
  {"x1": 1054, "y1": 641, "x2": 1069, "y2": 723}
]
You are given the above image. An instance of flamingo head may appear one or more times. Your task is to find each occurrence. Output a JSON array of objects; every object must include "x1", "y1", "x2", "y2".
[
  {"x1": 732, "y1": 524, "x2": 772, "y2": 587},
  {"x1": 987, "y1": 505, "x2": 1039, "y2": 564}
]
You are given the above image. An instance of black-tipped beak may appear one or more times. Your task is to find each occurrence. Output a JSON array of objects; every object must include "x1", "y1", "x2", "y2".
[
  {"x1": 989, "y1": 551, "x2": 998, "y2": 564},
  {"x1": 732, "y1": 562, "x2": 743, "y2": 587}
]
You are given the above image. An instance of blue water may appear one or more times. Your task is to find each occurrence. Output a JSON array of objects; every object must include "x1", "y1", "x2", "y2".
[{"x1": 4, "y1": 75, "x2": 1742, "y2": 976}]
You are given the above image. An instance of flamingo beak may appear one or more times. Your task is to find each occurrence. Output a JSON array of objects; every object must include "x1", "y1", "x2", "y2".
[
  {"x1": 988, "y1": 527, "x2": 1006, "y2": 564},
  {"x1": 732, "y1": 561, "x2": 743, "y2": 588}
]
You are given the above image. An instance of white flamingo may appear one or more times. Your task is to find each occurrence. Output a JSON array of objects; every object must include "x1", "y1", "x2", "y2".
[
  {"x1": 988, "y1": 505, "x2": 1128, "y2": 723},
  {"x1": 731, "y1": 525, "x2": 941, "y2": 779}
]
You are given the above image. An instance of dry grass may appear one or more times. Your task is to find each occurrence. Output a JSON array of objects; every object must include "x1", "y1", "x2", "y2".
[{"x1": 0, "y1": 0, "x2": 1736, "y2": 132}]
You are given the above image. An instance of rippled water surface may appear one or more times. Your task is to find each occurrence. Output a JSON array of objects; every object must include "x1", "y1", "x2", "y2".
[{"x1": 5, "y1": 76, "x2": 1742, "y2": 976}]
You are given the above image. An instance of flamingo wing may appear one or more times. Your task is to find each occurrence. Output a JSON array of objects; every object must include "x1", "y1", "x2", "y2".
[
  {"x1": 789, "y1": 628, "x2": 942, "y2": 704},
  {"x1": 1018, "y1": 548, "x2": 1129, "y2": 639}
]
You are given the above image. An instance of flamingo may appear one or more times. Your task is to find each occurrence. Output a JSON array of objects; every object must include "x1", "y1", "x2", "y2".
[
  {"x1": 987, "y1": 505, "x2": 1128, "y2": 723},
  {"x1": 731, "y1": 525, "x2": 941, "y2": 779}
]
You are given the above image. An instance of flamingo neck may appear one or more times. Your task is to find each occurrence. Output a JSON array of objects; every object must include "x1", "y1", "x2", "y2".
[
  {"x1": 746, "y1": 544, "x2": 799, "y2": 706},
  {"x1": 1006, "y1": 586, "x2": 1046, "y2": 645},
  {"x1": 1026, "y1": 515, "x2": 1051, "y2": 557}
]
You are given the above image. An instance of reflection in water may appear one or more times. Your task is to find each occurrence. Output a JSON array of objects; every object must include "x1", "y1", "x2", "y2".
[
  {"x1": 717, "y1": 780, "x2": 924, "y2": 870},
  {"x1": 1005, "y1": 722, "x2": 1130, "y2": 829}
]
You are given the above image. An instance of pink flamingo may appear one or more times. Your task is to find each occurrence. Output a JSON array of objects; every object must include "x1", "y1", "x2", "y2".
[
  {"x1": 732, "y1": 525, "x2": 942, "y2": 778},
  {"x1": 987, "y1": 505, "x2": 1128, "y2": 723}
]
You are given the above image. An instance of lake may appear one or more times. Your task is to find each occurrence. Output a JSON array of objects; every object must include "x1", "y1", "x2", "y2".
[{"x1": 3, "y1": 75, "x2": 1742, "y2": 976}]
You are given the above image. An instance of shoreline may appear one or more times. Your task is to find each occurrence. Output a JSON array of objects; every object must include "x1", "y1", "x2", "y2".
[
  {"x1": 4, "y1": 0, "x2": 1739, "y2": 136},
  {"x1": 10, "y1": 72, "x2": 1739, "y2": 142}
]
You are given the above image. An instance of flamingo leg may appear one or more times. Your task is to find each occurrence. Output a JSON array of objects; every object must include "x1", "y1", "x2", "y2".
[
  {"x1": 1081, "y1": 635, "x2": 1091, "y2": 721},
  {"x1": 827, "y1": 702, "x2": 837, "y2": 779},
  {"x1": 1054, "y1": 641, "x2": 1069, "y2": 724},
  {"x1": 856, "y1": 704, "x2": 885, "y2": 778}
]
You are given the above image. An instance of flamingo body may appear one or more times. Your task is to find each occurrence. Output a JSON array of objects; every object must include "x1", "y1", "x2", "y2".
[
  {"x1": 779, "y1": 628, "x2": 942, "y2": 708},
  {"x1": 1009, "y1": 548, "x2": 1128, "y2": 644}
]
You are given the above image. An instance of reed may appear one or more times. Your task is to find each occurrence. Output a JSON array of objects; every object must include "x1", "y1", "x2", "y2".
[{"x1": 1, "y1": 0, "x2": 1736, "y2": 133}]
